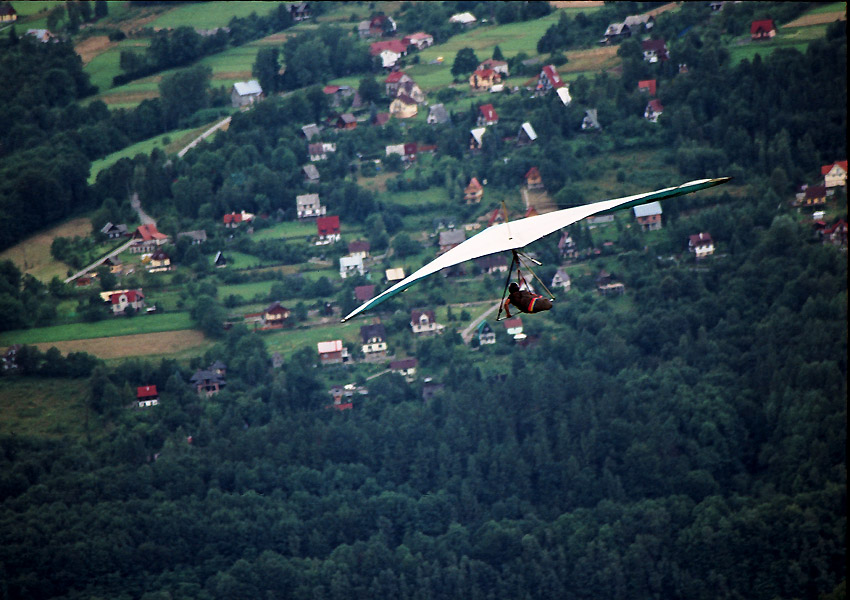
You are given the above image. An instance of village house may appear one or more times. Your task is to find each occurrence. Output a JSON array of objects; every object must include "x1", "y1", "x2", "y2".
[
  {"x1": 303, "y1": 164, "x2": 320, "y2": 184},
  {"x1": 100, "y1": 222, "x2": 128, "y2": 239},
  {"x1": 624, "y1": 14, "x2": 655, "y2": 32},
  {"x1": 348, "y1": 240, "x2": 370, "y2": 259},
  {"x1": 427, "y1": 103, "x2": 449, "y2": 125},
  {"x1": 477, "y1": 321, "x2": 496, "y2": 345},
  {"x1": 335, "y1": 113, "x2": 357, "y2": 130},
  {"x1": 213, "y1": 251, "x2": 227, "y2": 268},
  {"x1": 821, "y1": 219, "x2": 848, "y2": 247},
  {"x1": 638, "y1": 79, "x2": 657, "y2": 96},
  {"x1": 469, "y1": 68, "x2": 501, "y2": 91},
  {"x1": 802, "y1": 185, "x2": 827, "y2": 206},
  {"x1": 559, "y1": 231, "x2": 577, "y2": 259},
  {"x1": 551, "y1": 268, "x2": 571, "y2": 291},
  {"x1": 177, "y1": 230, "x2": 207, "y2": 245},
  {"x1": 402, "y1": 32, "x2": 434, "y2": 49},
  {"x1": 355, "y1": 284, "x2": 375, "y2": 303},
  {"x1": 751, "y1": 19, "x2": 776, "y2": 40},
  {"x1": 190, "y1": 368, "x2": 225, "y2": 396},
  {"x1": 339, "y1": 255, "x2": 365, "y2": 278},
  {"x1": 469, "y1": 127, "x2": 486, "y2": 150},
  {"x1": 821, "y1": 161, "x2": 847, "y2": 188},
  {"x1": 518, "y1": 122, "x2": 538, "y2": 145},
  {"x1": 391, "y1": 357, "x2": 418, "y2": 381},
  {"x1": 598, "y1": 281, "x2": 625, "y2": 296},
  {"x1": 318, "y1": 340, "x2": 349, "y2": 365},
  {"x1": 104, "y1": 256, "x2": 123, "y2": 275},
  {"x1": 308, "y1": 143, "x2": 327, "y2": 161},
  {"x1": 287, "y1": 2, "x2": 310, "y2": 22},
  {"x1": 136, "y1": 385, "x2": 159, "y2": 408},
  {"x1": 26, "y1": 29, "x2": 58, "y2": 43},
  {"x1": 439, "y1": 229, "x2": 466, "y2": 253},
  {"x1": 475, "y1": 254, "x2": 509, "y2": 275},
  {"x1": 634, "y1": 201, "x2": 663, "y2": 231},
  {"x1": 504, "y1": 316, "x2": 525, "y2": 341},
  {"x1": 464, "y1": 177, "x2": 484, "y2": 203},
  {"x1": 642, "y1": 39, "x2": 669, "y2": 63},
  {"x1": 386, "y1": 267, "x2": 405, "y2": 283},
  {"x1": 557, "y1": 86, "x2": 572, "y2": 106},
  {"x1": 130, "y1": 224, "x2": 169, "y2": 254},
  {"x1": 360, "y1": 323, "x2": 388, "y2": 359},
  {"x1": 410, "y1": 309, "x2": 444, "y2": 336},
  {"x1": 370, "y1": 39, "x2": 408, "y2": 68},
  {"x1": 323, "y1": 85, "x2": 354, "y2": 108},
  {"x1": 397, "y1": 80, "x2": 425, "y2": 103},
  {"x1": 389, "y1": 93, "x2": 418, "y2": 119},
  {"x1": 110, "y1": 289, "x2": 145, "y2": 315},
  {"x1": 263, "y1": 301, "x2": 290, "y2": 329},
  {"x1": 478, "y1": 58, "x2": 509, "y2": 77},
  {"x1": 297, "y1": 193, "x2": 325, "y2": 219},
  {"x1": 600, "y1": 22, "x2": 631, "y2": 45},
  {"x1": 537, "y1": 65, "x2": 565, "y2": 93},
  {"x1": 146, "y1": 249, "x2": 171, "y2": 273},
  {"x1": 449, "y1": 12, "x2": 477, "y2": 26},
  {"x1": 385, "y1": 71, "x2": 413, "y2": 96},
  {"x1": 316, "y1": 215, "x2": 341, "y2": 244},
  {"x1": 645, "y1": 99, "x2": 664, "y2": 122},
  {"x1": 525, "y1": 166, "x2": 544, "y2": 190},
  {"x1": 582, "y1": 109, "x2": 601, "y2": 131},
  {"x1": 0, "y1": 2, "x2": 17, "y2": 22},
  {"x1": 301, "y1": 123, "x2": 320, "y2": 141},
  {"x1": 477, "y1": 104, "x2": 499, "y2": 126},
  {"x1": 689, "y1": 232, "x2": 715, "y2": 258},
  {"x1": 326, "y1": 386, "x2": 356, "y2": 411},
  {"x1": 223, "y1": 210, "x2": 254, "y2": 228},
  {"x1": 231, "y1": 80, "x2": 263, "y2": 108}
]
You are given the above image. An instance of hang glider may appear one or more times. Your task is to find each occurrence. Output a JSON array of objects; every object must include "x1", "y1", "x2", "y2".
[{"x1": 341, "y1": 177, "x2": 730, "y2": 322}]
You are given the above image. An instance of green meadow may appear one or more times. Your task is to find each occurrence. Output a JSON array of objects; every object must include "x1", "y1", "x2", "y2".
[
  {"x1": 146, "y1": 1, "x2": 280, "y2": 30},
  {"x1": 728, "y1": 23, "x2": 828, "y2": 65},
  {"x1": 0, "y1": 312, "x2": 194, "y2": 346},
  {"x1": 0, "y1": 378, "x2": 91, "y2": 439}
]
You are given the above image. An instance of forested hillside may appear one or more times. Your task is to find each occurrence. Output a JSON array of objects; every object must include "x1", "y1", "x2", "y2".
[{"x1": 0, "y1": 2, "x2": 846, "y2": 599}]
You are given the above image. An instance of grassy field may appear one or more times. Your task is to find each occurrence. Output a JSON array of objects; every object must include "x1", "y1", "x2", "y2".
[
  {"x1": 253, "y1": 220, "x2": 319, "y2": 241},
  {"x1": 147, "y1": 1, "x2": 280, "y2": 30},
  {"x1": 0, "y1": 312, "x2": 195, "y2": 346},
  {"x1": 88, "y1": 124, "x2": 209, "y2": 183},
  {"x1": 728, "y1": 21, "x2": 831, "y2": 65},
  {"x1": 0, "y1": 217, "x2": 92, "y2": 281},
  {"x1": 0, "y1": 378, "x2": 91, "y2": 439},
  {"x1": 263, "y1": 320, "x2": 363, "y2": 359},
  {"x1": 37, "y1": 329, "x2": 211, "y2": 361}
]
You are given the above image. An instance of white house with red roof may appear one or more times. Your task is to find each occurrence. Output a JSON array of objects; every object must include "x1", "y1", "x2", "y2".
[
  {"x1": 403, "y1": 32, "x2": 433, "y2": 50},
  {"x1": 130, "y1": 224, "x2": 169, "y2": 254},
  {"x1": 478, "y1": 104, "x2": 499, "y2": 125},
  {"x1": 370, "y1": 39, "x2": 409, "y2": 68},
  {"x1": 644, "y1": 98, "x2": 664, "y2": 122},
  {"x1": 317, "y1": 215, "x2": 341, "y2": 244},
  {"x1": 111, "y1": 289, "x2": 145, "y2": 315},
  {"x1": 469, "y1": 68, "x2": 501, "y2": 91},
  {"x1": 318, "y1": 340, "x2": 349, "y2": 365},
  {"x1": 822, "y1": 219, "x2": 848, "y2": 247},
  {"x1": 688, "y1": 232, "x2": 715, "y2": 259},
  {"x1": 385, "y1": 71, "x2": 412, "y2": 97},
  {"x1": 537, "y1": 65, "x2": 565, "y2": 93},
  {"x1": 504, "y1": 316, "x2": 525, "y2": 341},
  {"x1": 136, "y1": 385, "x2": 159, "y2": 408},
  {"x1": 751, "y1": 19, "x2": 776, "y2": 40},
  {"x1": 478, "y1": 58, "x2": 509, "y2": 77},
  {"x1": 223, "y1": 210, "x2": 254, "y2": 229},
  {"x1": 821, "y1": 160, "x2": 847, "y2": 188}
]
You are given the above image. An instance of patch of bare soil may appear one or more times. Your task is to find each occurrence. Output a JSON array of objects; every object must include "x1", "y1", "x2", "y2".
[
  {"x1": 76, "y1": 35, "x2": 116, "y2": 65},
  {"x1": 213, "y1": 71, "x2": 253, "y2": 80},
  {"x1": 784, "y1": 10, "x2": 846, "y2": 28},
  {"x1": 563, "y1": 45, "x2": 620, "y2": 73},
  {"x1": 33, "y1": 330, "x2": 209, "y2": 360},
  {"x1": 646, "y1": 2, "x2": 680, "y2": 17}
]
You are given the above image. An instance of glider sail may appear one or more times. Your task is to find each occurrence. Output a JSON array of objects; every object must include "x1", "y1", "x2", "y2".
[{"x1": 341, "y1": 177, "x2": 730, "y2": 322}]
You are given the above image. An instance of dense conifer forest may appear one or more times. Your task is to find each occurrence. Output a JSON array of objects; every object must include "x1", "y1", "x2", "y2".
[{"x1": 0, "y1": 2, "x2": 846, "y2": 599}]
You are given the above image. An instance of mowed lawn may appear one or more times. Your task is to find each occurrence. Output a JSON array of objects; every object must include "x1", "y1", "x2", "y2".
[
  {"x1": 0, "y1": 378, "x2": 91, "y2": 439},
  {"x1": 146, "y1": 1, "x2": 280, "y2": 29},
  {"x1": 0, "y1": 217, "x2": 91, "y2": 282},
  {"x1": 0, "y1": 312, "x2": 195, "y2": 346},
  {"x1": 728, "y1": 20, "x2": 833, "y2": 65},
  {"x1": 262, "y1": 320, "x2": 363, "y2": 359}
]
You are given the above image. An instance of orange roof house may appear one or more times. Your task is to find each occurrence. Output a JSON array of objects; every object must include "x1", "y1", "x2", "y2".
[
  {"x1": 821, "y1": 160, "x2": 847, "y2": 188},
  {"x1": 638, "y1": 79, "x2": 657, "y2": 96},
  {"x1": 464, "y1": 177, "x2": 484, "y2": 203}
]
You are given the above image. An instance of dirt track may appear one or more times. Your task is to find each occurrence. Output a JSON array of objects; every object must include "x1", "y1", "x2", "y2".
[{"x1": 76, "y1": 35, "x2": 116, "y2": 65}]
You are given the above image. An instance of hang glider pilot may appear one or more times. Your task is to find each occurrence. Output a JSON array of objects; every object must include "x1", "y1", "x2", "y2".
[{"x1": 503, "y1": 282, "x2": 552, "y2": 318}]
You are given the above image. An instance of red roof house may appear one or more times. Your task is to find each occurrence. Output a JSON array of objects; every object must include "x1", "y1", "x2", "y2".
[
  {"x1": 478, "y1": 103, "x2": 499, "y2": 125},
  {"x1": 317, "y1": 215, "x2": 341, "y2": 242},
  {"x1": 821, "y1": 160, "x2": 848, "y2": 188},
  {"x1": 751, "y1": 19, "x2": 776, "y2": 40},
  {"x1": 537, "y1": 65, "x2": 565, "y2": 92},
  {"x1": 638, "y1": 79, "x2": 657, "y2": 96},
  {"x1": 137, "y1": 385, "x2": 159, "y2": 407}
]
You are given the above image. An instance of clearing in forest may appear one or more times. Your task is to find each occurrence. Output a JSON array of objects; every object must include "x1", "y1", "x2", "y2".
[
  {"x1": 30, "y1": 330, "x2": 210, "y2": 360},
  {"x1": 0, "y1": 217, "x2": 91, "y2": 281}
]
